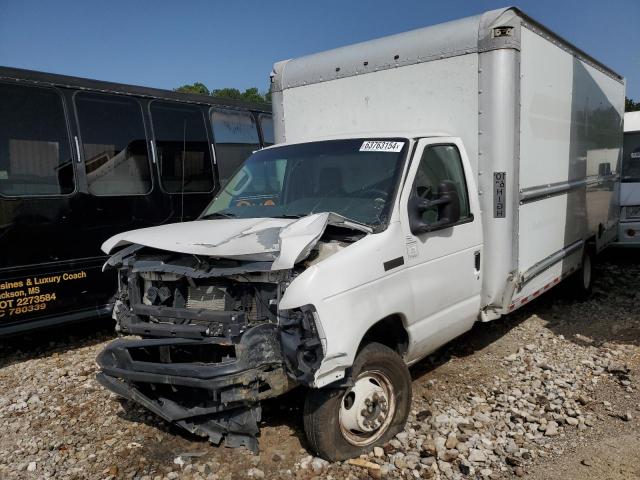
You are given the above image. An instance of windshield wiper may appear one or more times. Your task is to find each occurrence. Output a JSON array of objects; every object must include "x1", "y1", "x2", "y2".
[{"x1": 200, "y1": 211, "x2": 237, "y2": 219}]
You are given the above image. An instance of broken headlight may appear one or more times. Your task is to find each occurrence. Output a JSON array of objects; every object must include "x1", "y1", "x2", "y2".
[{"x1": 279, "y1": 305, "x2": 325, "y2": 385}]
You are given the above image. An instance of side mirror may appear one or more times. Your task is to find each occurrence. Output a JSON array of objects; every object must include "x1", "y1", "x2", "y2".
[{"x1": 409, "y1": 180, "x2": 461, "y2": 235}]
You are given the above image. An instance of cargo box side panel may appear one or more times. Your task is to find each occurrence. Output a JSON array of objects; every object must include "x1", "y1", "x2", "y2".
[
  {"x1": 280, "y1": 54, "x2": 479, "y2": 171},
  {"x1": 517, "y1": 26, "x2": 624, "y2": 276},
  {"x1": 476, "y1": 47, "x2": 520, "y2": 315}
]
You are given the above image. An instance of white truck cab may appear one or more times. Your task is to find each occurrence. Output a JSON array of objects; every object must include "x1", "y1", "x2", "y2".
[
  {"x1": 271, "y1": 134, "x2": 483, "y2": 387},
  {"x1": 96, "y1": 7, "x2": 624, "y2": 460}
]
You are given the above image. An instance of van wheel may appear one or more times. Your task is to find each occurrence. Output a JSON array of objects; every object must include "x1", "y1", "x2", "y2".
[
  {"x1": 568, "y1": 249, "x2": 593, "y2": 299},
  {"x1": 303, "y1": 342, "x2": 411, "y2": 461}
]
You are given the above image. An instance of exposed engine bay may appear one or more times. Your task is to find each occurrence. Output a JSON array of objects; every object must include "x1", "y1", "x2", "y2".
[{"x1": 96, "y1": 213, "x2": 368, "y2": 452}]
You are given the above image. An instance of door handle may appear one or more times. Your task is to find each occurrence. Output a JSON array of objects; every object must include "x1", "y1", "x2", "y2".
[{"x1": 474, "y1": 251, "x2": 481, "y2": 271}]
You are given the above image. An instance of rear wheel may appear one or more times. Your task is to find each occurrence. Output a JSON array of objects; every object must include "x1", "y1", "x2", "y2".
[
  {"x1": 303, "y1": 342, "x2": 411, "y2": 461},
  {"x1": 568, "y1": 249, "x2": 593, "y2": 299}
]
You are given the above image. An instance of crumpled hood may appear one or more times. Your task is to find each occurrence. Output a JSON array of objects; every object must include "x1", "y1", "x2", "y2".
[{"x1": 102, "y1": 212, "x2": 370, "y2": 270}]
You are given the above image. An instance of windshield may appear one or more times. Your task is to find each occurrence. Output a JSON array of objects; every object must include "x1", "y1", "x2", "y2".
[
  {"x1": 623, "y1": 132, "x2": 640, "y2": 182},
  {"x1": 202, "y1": 138, "x2": 408, "y2": 228}
]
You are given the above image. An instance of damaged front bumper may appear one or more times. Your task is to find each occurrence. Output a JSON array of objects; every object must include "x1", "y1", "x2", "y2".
[
  {"x1": 95, "y1": 223, "x2": 341, "y2": 452},
  {"x1": 96, "y1": 323, "x2": 292, "y2": 452}
]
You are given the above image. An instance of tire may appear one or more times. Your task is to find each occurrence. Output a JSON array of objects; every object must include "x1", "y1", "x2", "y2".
[
  {"x1": 303, "y1": 342, "x2": 411, "y2": 461},
  {"x1": 568, "y1": 249, "x2": 593, "y2": 300}
]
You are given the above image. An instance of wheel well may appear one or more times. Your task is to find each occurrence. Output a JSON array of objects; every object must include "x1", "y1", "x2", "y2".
[
  {"x1": 358, "y1": 314, "x2": 409, "y2": 356},
  {"x1": 584, "y1": 236, "x2": 597, "y2": 256}
]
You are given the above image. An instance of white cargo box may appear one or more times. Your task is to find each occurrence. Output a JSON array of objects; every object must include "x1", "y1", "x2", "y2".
[{"x1": 271, "y1": 7, "x2": 625, "y2": 317}]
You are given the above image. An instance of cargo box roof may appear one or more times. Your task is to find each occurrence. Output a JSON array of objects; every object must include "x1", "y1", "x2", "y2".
[{"x1": 272, "y1": 7, "x2": 622, "y2": 92}]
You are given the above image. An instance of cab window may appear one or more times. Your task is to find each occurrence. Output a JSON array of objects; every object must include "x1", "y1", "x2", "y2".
[{"x1": 412, "y1": 144, "x2": 470, "y2": 224}]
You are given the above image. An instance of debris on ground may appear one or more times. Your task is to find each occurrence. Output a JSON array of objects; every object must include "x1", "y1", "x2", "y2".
[{"x1": 0, "y1": 251, "x2": 638, "y2": 479}]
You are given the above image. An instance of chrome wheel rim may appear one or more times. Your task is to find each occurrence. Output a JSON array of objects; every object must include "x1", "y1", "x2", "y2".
[{"x1": 338, "y1": 370, "x2": 396, "y2": 446}]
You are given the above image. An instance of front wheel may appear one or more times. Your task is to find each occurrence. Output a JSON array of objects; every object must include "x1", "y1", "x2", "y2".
[{"x1": 303, "y1": 342, "x2": 411, "y2": 461}]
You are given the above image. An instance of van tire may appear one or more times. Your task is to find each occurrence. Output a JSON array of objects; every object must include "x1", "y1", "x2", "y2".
[
  {"x1": 568, "y1": 249, "x2": 593, "y2": 300},
  {"x1": 303, "y1": 342, "x2": 411, "y2": 461}
]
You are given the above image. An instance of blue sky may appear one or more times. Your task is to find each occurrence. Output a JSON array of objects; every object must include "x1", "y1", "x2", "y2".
[{"x1": 1, "y1": 0, "x2": 638, "y2": 99}]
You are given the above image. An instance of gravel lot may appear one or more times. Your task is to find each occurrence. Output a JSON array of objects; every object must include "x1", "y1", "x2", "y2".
[{"x1": 0, "y1": 249, "x2": 638, "y2": 480}]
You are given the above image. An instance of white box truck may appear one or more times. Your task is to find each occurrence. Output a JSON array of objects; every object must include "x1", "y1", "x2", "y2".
[
  {"x1": 96, "y1": 7, "x2": 625, "y2": 460},
  {"x1": 618, "y1": 111, "x2": 640, "y2": 245}
]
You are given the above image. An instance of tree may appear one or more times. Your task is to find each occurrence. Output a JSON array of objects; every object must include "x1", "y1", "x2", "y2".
[
  {"x1": 174, "y1": 82, "x2": 210, "y2": 96},
  {"x1": 174, "y1": 82, "x2": 271, "y2": 104},
  {"x1": 211, "y1": 87, "x2": 270, "y2": 104},
  {"x1": 238, "y1": 87, "x2": 267, "y2": 104},
  {"x1": 210, "y1": 87, "x2": 243, "y2": 100},
  {"x1": 626, "y1": 97, "x2": 640, "y2": 112}
]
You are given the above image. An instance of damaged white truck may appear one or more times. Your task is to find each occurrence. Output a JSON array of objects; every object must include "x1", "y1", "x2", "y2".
[{"x1": 96, "y1": 7, "x2": 624, "y2": 461}]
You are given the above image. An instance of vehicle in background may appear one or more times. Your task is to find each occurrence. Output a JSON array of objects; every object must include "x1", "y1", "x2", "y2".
[
  {"x1": 95, "y1": 8, "x2": 624, "y2": 460},
  {"x1": 618, "y1": 111, "x2": 640, "y2": 245},
  {"x1": 0, "y1": 67, "x2": 272, "y2": 335}
]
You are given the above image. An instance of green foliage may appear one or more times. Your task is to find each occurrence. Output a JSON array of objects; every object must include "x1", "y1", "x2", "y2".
[
  {"x1": 174, "y1": 82, "x2": 210, "y2": 96},
  {"x1": 210, "y1": 87, "x2": 243, "y2": 100},
  {"x1": 626, "y1": 97, "x2": 640, "y2": 112},
  {"x1": 211, "y1": 87, "x2": 270, "y2": 104},
  {"x1": 175, "y1": 82, "x2": 270, "y2": 104}
]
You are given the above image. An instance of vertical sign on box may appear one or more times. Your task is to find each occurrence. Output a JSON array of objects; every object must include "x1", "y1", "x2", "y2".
[{"x1": 494, "y1": 172, "x2": 506, "y2": 218}]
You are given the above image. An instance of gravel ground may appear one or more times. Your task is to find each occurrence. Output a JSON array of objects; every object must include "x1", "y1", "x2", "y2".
[{"x1": 0, "y1": 249, "x2": 638, "y2": 480}]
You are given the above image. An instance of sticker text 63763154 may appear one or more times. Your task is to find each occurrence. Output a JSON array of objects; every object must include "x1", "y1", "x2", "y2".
[
  {"x1": 359, "y1": 140, "x2": 405, "y2": 153},
  {"x1": 0, "y1": 271, "x2": 87, "y2": 319}
]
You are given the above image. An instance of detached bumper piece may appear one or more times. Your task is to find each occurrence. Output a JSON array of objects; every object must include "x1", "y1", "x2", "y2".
[{"x1": 96, "y1": 323, "x2": 290, "y2": 452}]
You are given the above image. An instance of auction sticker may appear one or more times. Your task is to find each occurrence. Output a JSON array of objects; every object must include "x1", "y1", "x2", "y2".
[{"x1": 360, "y1": 140, "x2": 404, "y2": 153}]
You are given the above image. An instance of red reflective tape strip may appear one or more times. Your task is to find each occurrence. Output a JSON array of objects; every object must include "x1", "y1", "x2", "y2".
[{"x1": 511, "y1": 271, "x2": 570, "y2": 312}]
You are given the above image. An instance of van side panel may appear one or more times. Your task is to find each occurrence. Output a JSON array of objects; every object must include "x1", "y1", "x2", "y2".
[
  {"x1": 517, "y1": 26, "x2": 624, "y2": 276},
  {"x1": 280, "y1": 54, "x2": 480, "y2": 172}
]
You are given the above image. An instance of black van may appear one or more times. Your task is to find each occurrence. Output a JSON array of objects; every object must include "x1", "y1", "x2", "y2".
[{"x1": 0, "y1": 66, "x2": 272, "y2": 334}]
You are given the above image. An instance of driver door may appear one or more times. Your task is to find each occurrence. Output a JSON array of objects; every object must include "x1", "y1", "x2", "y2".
[{"x1": 399, "y1": 137, "x2": 483, "y2": 361}]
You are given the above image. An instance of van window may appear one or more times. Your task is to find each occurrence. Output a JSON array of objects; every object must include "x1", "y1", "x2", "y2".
[
  {"x1": 259, "y1": 114, "x2": 274, "y2": 146},
  {"x1": 0, "y1": 83, "x2": 74, "y2": 196},
  {"x1": 151, "y1": 102, "x2": 214, "y2": 193},
  {"x1": 75, "y1": 93, "x2": 151, "y2": 195},
  {"x1": 211, "y1": 108, "x2": 260, "y2": 185},
  {"x1": 412, "y1": 145, "x2": 470, "y2": 224}
]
